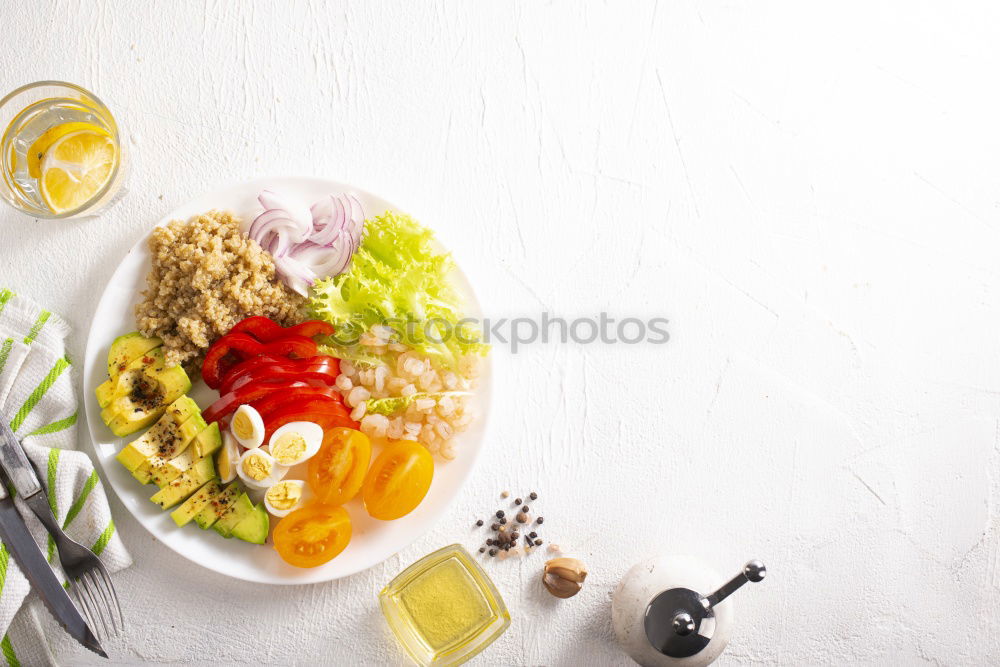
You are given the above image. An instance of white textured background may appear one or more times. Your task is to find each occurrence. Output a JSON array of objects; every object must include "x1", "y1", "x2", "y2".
[{"x1": 2, "y1": 1, "x2": 999, "y2": 664}]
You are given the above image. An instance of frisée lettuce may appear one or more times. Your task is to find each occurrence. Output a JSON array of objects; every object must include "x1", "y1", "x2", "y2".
[{"x1": 308, "y1": 211, "x2": 487, "y2": 368}]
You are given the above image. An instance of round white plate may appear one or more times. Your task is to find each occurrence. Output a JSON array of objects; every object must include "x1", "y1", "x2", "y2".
[{"x1": 83, "y1": 177, "x2": 491, "y2": 585}]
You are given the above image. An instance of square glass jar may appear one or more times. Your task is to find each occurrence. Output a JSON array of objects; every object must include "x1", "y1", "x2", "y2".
[{"x1": 379, "y1": 544, "x2": 510, "y2": 666}]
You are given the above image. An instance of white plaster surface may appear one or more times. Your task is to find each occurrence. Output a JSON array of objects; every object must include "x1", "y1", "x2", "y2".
[{"x1": 1, "y1": 1, "x2": 999, "y2": 664}]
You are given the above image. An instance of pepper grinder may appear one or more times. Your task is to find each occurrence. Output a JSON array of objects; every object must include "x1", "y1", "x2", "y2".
[{"x1": 612, "y1": 555, "x2": 766, "y2": 667}]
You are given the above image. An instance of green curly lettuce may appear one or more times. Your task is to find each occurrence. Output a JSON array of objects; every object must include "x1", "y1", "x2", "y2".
[
  {"x1": 365, "y1": 391, "x2": 472, "y2": 417},
  {"x1": 309, "y1": 211, "x2": 488, "y2": 368}
]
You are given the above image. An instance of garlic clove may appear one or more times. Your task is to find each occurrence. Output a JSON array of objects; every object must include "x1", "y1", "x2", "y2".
[{"x1": 543, "y1": 557, "x2": 588, "y2": 598}]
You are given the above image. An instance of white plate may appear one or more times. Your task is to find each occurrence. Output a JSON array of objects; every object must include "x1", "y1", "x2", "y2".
[{"x1": 83, "y1": 177, "x2": 491, "y2": 585}]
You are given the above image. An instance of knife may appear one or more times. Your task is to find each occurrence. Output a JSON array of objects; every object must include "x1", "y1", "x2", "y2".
[{"x1": 0, "y1": 482, "x2": 106, "y2": 657}]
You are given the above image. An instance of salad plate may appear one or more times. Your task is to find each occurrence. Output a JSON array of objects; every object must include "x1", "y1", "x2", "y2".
[{"x1": 82, "y1": 177, "x2": 491, "y2": 584}]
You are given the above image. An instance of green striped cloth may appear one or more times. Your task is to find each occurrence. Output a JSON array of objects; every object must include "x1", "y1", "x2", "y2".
[{"x1": 0, "y1": 289, "x2": 130, "y2": 666}]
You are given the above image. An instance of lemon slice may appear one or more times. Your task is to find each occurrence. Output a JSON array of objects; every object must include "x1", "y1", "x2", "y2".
[
  {"x1": 39, "y1": 130, "x2": 117, "y2": 214},
  {"x1": 27, "y1": 121, "x2": 109, "y2": 179}
]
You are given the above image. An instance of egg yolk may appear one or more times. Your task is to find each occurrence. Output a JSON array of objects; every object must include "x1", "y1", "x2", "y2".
[
  {"x1": 242, "y1": 452, "x2": 272, "y2": 481},
  {"x1": 266, "y1": 482, "x2": 302, "y2": 510},
  {"x1": 271, "y1": 433, "x2": 307, "y2": 465},
  {"x1": 232, "y1": 411, "x2": 254, "y2": 440}
]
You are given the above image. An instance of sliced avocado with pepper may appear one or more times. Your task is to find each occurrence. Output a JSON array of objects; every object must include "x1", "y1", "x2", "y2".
[
  {"x1": 100, "y1": 349, "x2": 191, "y2": 438},
  {"x1": 170, "y1": 480, "x2": 222, "y2": 527},
  {"x1": 194, "y1": 482, "x2": 243, "y2": 530},
  {"x1": 149, "y1": 457, "x2": 215, "y2": 510},
  {"x1": 230, "y1": 503, "x2": 269, "y2": 545},
  {"x1": 190, "y1": 422, "x2": 222, "y2": 459},
  {"x1": 117, "y1": 396, "x2": 202, "y2": 474},
  {"x1": 96, "y1": 346, "x2": 168, "y2": 409},
  {"x1": 107, "y1": 332, "x2": 162, "y2": 382},
  {"x1": 212, "y1": 492, "x2": 255, "y2": 538},
  {"x1": 147, "y1": 450, "x2": 200, "y2": 489}
]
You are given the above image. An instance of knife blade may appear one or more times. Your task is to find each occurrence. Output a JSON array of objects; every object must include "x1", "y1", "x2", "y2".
[{"x1": 0, "y1": 484, "x2": 106, "y2": 658}]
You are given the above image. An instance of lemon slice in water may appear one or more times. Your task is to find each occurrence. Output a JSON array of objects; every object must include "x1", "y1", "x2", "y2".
[
  {"x1": 27, "y1": 121, "x2": 109, "y2": 179},
  {"x1": 39, "y1": 130, "x2": 117, "y2": 214}
]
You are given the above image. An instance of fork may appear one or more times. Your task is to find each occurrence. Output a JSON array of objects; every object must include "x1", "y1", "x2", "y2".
[{"x1": 0, "y1": 421, "x2": 123, "y2": 642}]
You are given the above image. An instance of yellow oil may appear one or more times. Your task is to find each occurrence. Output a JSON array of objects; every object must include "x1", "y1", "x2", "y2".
[
  {"x1": 399, "y1": 558, "x2": 492, "y2": 651},
  {"x1": 380, "y1": 545, "x2": 510, "y2": 666}
]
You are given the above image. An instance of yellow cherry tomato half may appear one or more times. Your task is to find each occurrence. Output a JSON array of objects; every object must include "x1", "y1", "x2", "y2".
[
  {"x1": 362, "y1": 440, "x2": 434, "y2": 520},
  {"x1": 308, "y1": 427, "x2": 372, "y2": 506},
  {"x1": 273, "y1": 502, "x2": 352, "y2": 568}
]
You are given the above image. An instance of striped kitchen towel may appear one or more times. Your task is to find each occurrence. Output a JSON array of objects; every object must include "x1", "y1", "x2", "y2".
[{"x1": 0, "y1": 289, "x2": 130, "y2": 666}]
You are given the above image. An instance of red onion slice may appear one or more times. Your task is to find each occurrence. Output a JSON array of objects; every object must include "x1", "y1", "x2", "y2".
[{"x1": 249, "y1": 189, "x2": 366, "y2": 296}]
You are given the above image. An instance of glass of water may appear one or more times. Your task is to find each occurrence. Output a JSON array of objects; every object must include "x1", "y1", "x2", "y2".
[{"x1": 0, "y1": 81, "x2": 125, "y2": 219}]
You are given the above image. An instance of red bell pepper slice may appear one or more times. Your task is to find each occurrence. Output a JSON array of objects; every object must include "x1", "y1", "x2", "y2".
[
  {"x1": 225, "y1": 370, "x2": 337, "y2": 396},
  {"x1": 262, "y1": 396, "x2": 356, "y2": 442},
  {"x1": 203, "y1": 379, "x2": 319, "y2": 424},
  {"x1": 229, "y1": 316, "x2": 283, "y2": 342},
  {"x1": 261, "y1": 335, "x2": 317, "y2": 360},
  {"x1": 201, "y1": 333, "x2": 266, "y2": 389},
  {"x1": 228, "y1": 316, "x2": 335, "y2": 343},
  {"x1": 281, "y1": 320, "x2": 336, "y2": 340},
  {"x1": 218, "y1": 355, "x2": 339, "y2": 395},
  {"x1": 250, "y1": 386, "x2": 343, "y2": 417}
]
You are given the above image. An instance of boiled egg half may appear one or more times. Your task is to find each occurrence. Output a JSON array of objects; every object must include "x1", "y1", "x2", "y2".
[
  {"x1": 217, "y1": 430, "x2": 241, "y2": 484},
  {"x1": 231, "y1": 404, "x2": 265, "y2": 449},
  {"x1": 264, "y1": 480, "x2": 309, "y2": 517},
  {"x1": 236, "y1": 448, "x2": 287, "y2": 489},
  {"x1": 268, "y1": 421, "x2": 323, "y2": 466}
]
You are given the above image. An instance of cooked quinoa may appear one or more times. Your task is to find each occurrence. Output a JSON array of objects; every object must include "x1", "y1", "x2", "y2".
[{"x1": 135, "y1": 210, "x2": 304, "y2": 371}]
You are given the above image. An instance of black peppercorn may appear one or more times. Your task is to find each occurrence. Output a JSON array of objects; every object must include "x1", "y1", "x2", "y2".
[
  {"x1": 500, "y1": 517, "x2": 507, "y2": 525},
  {"x1": 529, "y1": 531, "x2": 537, "y2": 539},
  {"x1": 479, "y1": 547, "x2": 486, "y2": 553},
  {"x1": 536, "y1": 516, "x2": 544, "y2": 524},
  {"x1": 514, "y1": 498, "x2": 522, "y2": 505},
  {"x1": 534, "y1": 539, "x2": 542, "y2": 546},
  {"x1": 486, "y1": 539, "x2": 494, "y2": 546},
  {"x1": 476, "y1": 519, "x2": 484, "y2": 527},
  {"x1": 489, "y1": 549, "x2": 497, "y2": 557},
  {"x1": 491, "y1": 523, "x2": 499, "y2": 531},
  {"x1": 521, "y1": 505, "x2": 529, "y2": 513},
  {"x1": 511, "y1": 532, "x2": 519, "y2": 541},
  {"x1": 529, "y1": 492, "x2": 537, "y2": 500},
  {"x1": 496, "y1": 510, "x2": 505, "y2": 519}
]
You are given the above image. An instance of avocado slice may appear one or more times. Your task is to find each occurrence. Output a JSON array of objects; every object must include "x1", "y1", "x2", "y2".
[
  {"x1": 231, "y1": 503, "x2": 269, "y2": 545},
  {"x1": 128, "y1": 413, "x2": 207, "y2": 483},
  {"x1": 149, "y1": 457, "x2": 215, "y2": 510},
  {"x1": 170, "y1": 480, "x2": 222, "y2": 527},
  {"x1": 194, "y1": 482, "x2": 242, "y2": 529},
  {"x1": 147, "y1": 450, "x2": 200, "y2": 489},
  {"x1": 96, "y1": 347, "x2": 169, "y2": 409},
  {"x1": 190, "y1": 422, "x2": 222, "y2": 459},
  {"x1": 213, "y1": 492, "x2": 255, "y2": 538},
  {"x1": 116, "y1": 396, "x2": 203, "y2": 473},
  {"x1": 107, "y1": 332, "x2": 162, "y2": 381},
  {"x1": 102, "y1": 359, "x2": 191, "y2": 437}
]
